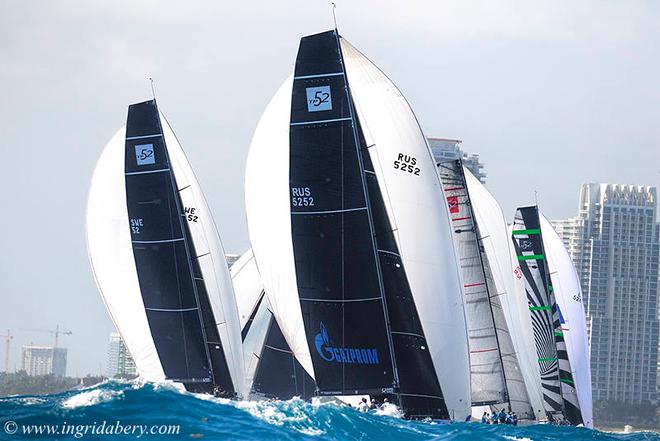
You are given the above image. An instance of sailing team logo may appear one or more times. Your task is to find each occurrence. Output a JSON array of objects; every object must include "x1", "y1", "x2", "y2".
[
  {"x1": 306, "y1": 86, "x2": 332, "y2": 112},
  {"x1": 135, "y1": 144, "x2": 155, "y2": 166},
  {"x1": 519, "y1": 239, "x2": 534, "y2": 251},
  {"x1": 446, "y1": 196, "x2": 459, "y2": 214},
  {"x1": 314, "y1": 322, "x2": 380, "y2": 365}
]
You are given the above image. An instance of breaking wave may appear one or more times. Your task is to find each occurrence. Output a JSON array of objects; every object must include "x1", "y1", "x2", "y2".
[{"x1": 0, "y1": 380, "x2": 657, "y2": 440}]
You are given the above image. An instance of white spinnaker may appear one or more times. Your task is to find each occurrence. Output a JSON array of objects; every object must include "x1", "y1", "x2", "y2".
[
  {"x1": 245, "y1": 77, "x2": 315, "y2": 378},
  {"x1": 86, "y1": 126, "x2": 166, "y2": 382},
  {"x1": 464, "y1": 169, "x2": 546, "y2": 420},
  {"x1": 161, "y1": 113, "x2": 246, "y2": 397},
  {"x1": 341, "y1": 38, "x2": 470, "y2": 418},
  {"x1": 540, "y1": 215, "x2": 593, "y2": 428},
  {"x1": 229, "y1": 249, "x2": 265, "y2": 330}
]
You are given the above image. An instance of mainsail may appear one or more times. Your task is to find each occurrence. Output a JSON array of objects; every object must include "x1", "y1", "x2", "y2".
[
  {"x1": 540, "y1": 215, "x2": 593, "y2": 427},
  {"x1": 511, "y1": 206, "x2": 565, "y2": 421},
  {"x1": 231, "y1": 250, "x2": 316, "y2": 400},
  {"x1": 463, "y1": 170, "x2": 542, "y2": 420},
  {"x1": 245, "y1": 29, "x2": 469, "y2": 420},
  {"x1": 438, "y1": 160, "x2": 510, "y2": 407},
  {"x1": 86, "y1": 100, "x2": 244, "y2": 396}
]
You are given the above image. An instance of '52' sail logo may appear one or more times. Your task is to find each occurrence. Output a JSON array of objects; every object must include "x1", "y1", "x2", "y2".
[
  {"x1": 134, "y1": 143, "x2": 155, "y2": 166},
  {"x1": 306, "y1": 86, "x2": 332, "y2": 112}
]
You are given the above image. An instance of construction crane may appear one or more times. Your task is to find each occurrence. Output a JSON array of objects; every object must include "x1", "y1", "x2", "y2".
[
  {"x1": 20, "y1": 325, "x2": 72, "y2": 348},
  {"x1": 1, "y1": 330, "x2": 12, "y2": 373}
]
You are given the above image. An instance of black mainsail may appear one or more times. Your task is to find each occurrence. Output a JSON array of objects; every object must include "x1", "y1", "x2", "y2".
[
  {"x1": 288, "y1": 30, "x2": 448, "y2": 419},
  {"x1": 124, "y1": 100, "x2": 234, "y2": 395}
]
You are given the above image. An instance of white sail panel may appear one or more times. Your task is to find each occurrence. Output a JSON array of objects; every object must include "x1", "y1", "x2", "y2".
[
  {"x1": 85, "y1": 126, "x2": 166, "y2": 382},
  {"x1": 540, "y1": 215, "x2": 593, "y2": 428},
  {"x1": 229, "y1": 249, "x2": 265, "y2": 330},
  {"x1": 241, "y1": 294, "x2": 272, "y2": 397},
  {"x1": 244, "y1": 76, "x2": 315, "y2": 378},
  {"x1": 161, "y1": 113, "x2": 246, "y2": 397},
  {"x1": 464, "y1": 169, "x2": 545, "y2": 420},
  {"x1": 341, "y1": 39, "x2": 470, "y2": 419}
]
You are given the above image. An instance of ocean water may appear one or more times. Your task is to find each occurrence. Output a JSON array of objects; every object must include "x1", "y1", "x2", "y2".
[{"x1": 1, "y1": 381, "x2": 658, "y2": 440}]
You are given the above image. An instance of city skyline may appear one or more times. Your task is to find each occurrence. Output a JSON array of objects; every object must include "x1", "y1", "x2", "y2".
[{"x1": 1, "y1": 1, "x2": 659, "y2": 375}]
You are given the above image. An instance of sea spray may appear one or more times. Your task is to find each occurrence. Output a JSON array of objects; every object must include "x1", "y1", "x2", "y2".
[{"x1": 0, "y1": 381, "x2": 657, "y2": 440}]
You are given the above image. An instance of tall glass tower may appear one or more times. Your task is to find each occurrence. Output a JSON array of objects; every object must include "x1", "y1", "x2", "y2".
[{"x1": 553, "y1": 184, "x2": 659, "y2": 405}]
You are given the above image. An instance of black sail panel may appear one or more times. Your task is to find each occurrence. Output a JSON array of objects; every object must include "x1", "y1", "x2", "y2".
[
  {"x1": 289, "y1": 30, "x2": 396, "y2": 395},
  {"x1": 124, "y1": 100, "x2": 234, "y2": 395},
  {"x1": 252, "y1": 313, "x2": 316, "y2": 400}
]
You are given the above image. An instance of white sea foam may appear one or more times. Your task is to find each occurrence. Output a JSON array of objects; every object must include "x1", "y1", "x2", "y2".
[
  {"x1": 61, "y1": 389, "x2": 122, "y2": 409},
  {"x1": 374, "y1": 402, "x2": 404, "y2": 418},
  {"x1": 503, "y1": 436, "x2": 532, "y2": 441}
]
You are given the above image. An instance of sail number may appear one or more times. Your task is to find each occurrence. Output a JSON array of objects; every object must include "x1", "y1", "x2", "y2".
[
  {"x1": 393, "y1": 153, "x2": 420, "y2": 175},
  {"x1": 184, "y1": 207, "x2": 198, "y2": 223},
  {"x1": 291, "y1": 187, "x2": 315, "y2": 207},
  {"x1": 130, "y1": 218, "x2": 144, "y2": 234}
]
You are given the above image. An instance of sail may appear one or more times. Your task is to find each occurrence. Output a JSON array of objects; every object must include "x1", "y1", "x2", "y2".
[
  {"x1": 160, "y1": 111, "x2": 245, "y2": 397},
  {"x1": 540, "y1": 215, "x2": 593, "y2": 427},
  {"x1": 229, "y1": 249, "x2": 266, "y2": 332},
  {"x1": 231, "y1": 249, "x2": 316, "y2": 400},
  {"x1": 87, "y1": 125, "x2": 165, "y2": 382},
  {"x1": 511, "y1": 206, "x2": 565, "y2": 420},
  {"x1": 87, "y1": 100, "x2": 242, "y2": 396},
  {"x1": 463, "y1": 169, "x2": 540, "y2": 420},
  {"x1": 250, "y1": 300, "x2": 317, "y2": 400},
  {"x1": 438, "y1": 160, "x2": 507, "y2": 406},
  {"x1": 245, "y1": 74, "x2": 317, "y2": 379},
  {"x1": 288, "y1": 30, "x2": 398, "y2": 397},
  {"x1": 340, "y1": 37, "x2": 470, "y2": 420}
]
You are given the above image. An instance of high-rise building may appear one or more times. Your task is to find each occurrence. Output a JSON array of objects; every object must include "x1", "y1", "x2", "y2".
[
  {"x1": 427, "y1": 137, "x2": 487, "y2": 184},
  {"x1": 552, "y1": 183, "x2": 659, "y2": 405},
  {"x1": 107, "y1": 332, "x2": 137, "y2": 378},
  {"x1": 21, "y1": 346, "x2": 67, "y2": 377}
]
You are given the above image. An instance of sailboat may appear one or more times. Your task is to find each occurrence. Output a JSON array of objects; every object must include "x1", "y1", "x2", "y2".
[
  {"x1": 511, "y1": 205, "x2": 569, "y2": 423},
  {"x1": 245, "y1": 29, "x2": 470, "y2": 419},
  {"x1": 86, "y1": 99, "x2": 245, "y2": 397},
  {"x1": 539, "y1": 215, "x2": 593, "y2": 428},
  {"x1": 462, "y1": 170, "x2": 547, "y2": 422},
  {"x1": 231, "y1": 250, "x2": 316, "y2": 400},
  {"x1": 438, "y1": 160, "x2": 535, "y2": 420}
]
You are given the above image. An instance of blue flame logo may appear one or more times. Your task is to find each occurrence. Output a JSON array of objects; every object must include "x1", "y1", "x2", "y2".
[{"x1": 314, "y1": 322, "x2": 380, "y2": 365}]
